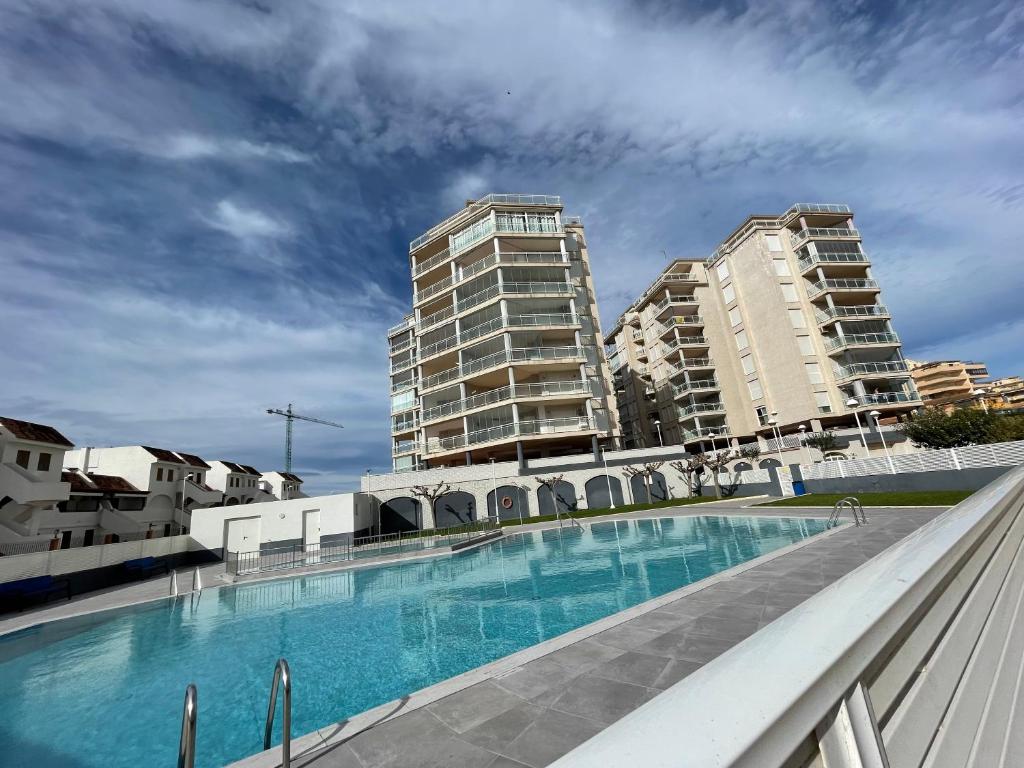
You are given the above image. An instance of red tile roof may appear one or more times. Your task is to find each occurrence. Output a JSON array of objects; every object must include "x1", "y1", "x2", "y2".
[
  {"x1": 142, "y1": 446, "x2": 185, "y2": 464},
  {"x1": 1, "y1": 417, "x2": 73, "y2": 447},
  {"x1": 61, "y1": 471, "x2": 147, "y2": 495},
  {"x1": 239, "y1": 464, "x2": 261, "y2": 476},
  {"x1": 174, "y1": 451, "x2": 211, "y2": 469},
  {"x1": 281, "y1": 472, "x2": 303, "y2": 482}
]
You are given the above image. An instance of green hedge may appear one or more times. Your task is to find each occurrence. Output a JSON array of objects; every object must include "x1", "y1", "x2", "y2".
[{"x1": 498, "y1": 495, "x2": 713, "y2": 527}]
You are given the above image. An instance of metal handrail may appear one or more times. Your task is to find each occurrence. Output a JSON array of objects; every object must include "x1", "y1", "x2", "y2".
[
  {"x1": 177, "y1": 684, "x2": 197, "y2": 768},
  {"x1": 828, "y1": 496, "x2": 866, "y2": 528},
  {"x1": 264, "y1": 658, "x2": 292, "y2": 767}
]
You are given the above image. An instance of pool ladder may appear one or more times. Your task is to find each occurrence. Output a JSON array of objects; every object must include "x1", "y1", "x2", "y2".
[
  {"x1": 827, "y1": 496, "x2": 867, "y2": 529},
  {"x1": 176, "y1": 658, "x2": 292, "y2": 768}
]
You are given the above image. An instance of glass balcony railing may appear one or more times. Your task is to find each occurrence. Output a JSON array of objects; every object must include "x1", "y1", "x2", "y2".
[
  {"x1": 672, "y1": 378, "x2": 719, "y2": 398},
  {"x1": 682, "y1": 426, "x2": 730, "y2": 442},
  {"x1": 414, "y1": 275, "x2": 455, "y2": 304},
  {"x1": 454, "y1": 281, "x2": 574, "y2": 316},
  {"x1": 834, "y1": 361, "x2": 909, "y2": 379},
  {"x1": 782, "y1": 203, "x2": 852, "y2": 218},
  {"x1": 790, "y1": 227, "x2": 861, "y2": 247},
  {"x1": 652, "y1": 295, "x2": 698, "y2": 313},
  {"x1": 846, "y1": 391, "x2": 921, "y2": 407},
  {"x1": 390, "y1": 355, "x2": 417, "y2": 374},
  {"x1": 389, "y1": 337, "x2": 415, "y2": 356},
  {"x1": 825, "y1": 332, "x2": 900, "y2": 352},
  {"x1": 797, "y1": 251, "x2": 869, "y2": 272},
  {"x1": 425, "y1": 415, "x2": 596, "y2": 454},
  {"x1": 409, "y1": 195, "x2": 562, "y2": 253},
  {"x1": 392, "y1": 440, "x2": 420, "y2": 456},
  {"x1": 421, "y1": 380, "x2": 591, "y2": 423},
  {"x1": 676, "y1": 401, "x2": 726, "y2": 419},
  {"x1": 666, "y1": 358, "x2": 714, "y2": 376},
  {"x1": 387, "y1": 314, "x2": 416, "y2": 337},
  {"x1": 806, "y1": 278, "x2": 879, "y2": 299},
  {"x1": 391, "y1": 417, "x2": 419, "y2": 433},
  {"x1": 419, "y1": 346, "x2": 586, "y2": 392},
  {"x1": 662, "y1": 336, "x2": 708, "y2": 354},
  {"x1": 412, "y1": 247, "x2": 452, "y2": 277},
  {"x1": 815, "y1": 304, "x2": 889, "y2": 323}
]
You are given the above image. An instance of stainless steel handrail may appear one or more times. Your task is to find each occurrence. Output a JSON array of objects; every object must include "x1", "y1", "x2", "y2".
[
  {"x1": 828, "y1": 496, "x2": 866, "y2": 528},
  {"x1": 177, "y1": 684, "x2": 197, "y2": 768},
  {"x1": 264, "y1": 658, "x2": 292, "y2": 767}
]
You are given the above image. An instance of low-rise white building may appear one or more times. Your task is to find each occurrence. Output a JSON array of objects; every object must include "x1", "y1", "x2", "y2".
[
  {"x1": 260, "y1": 471, "x2": 305, "y2": 500},
  {"x1": 206, "y1": 460, "x2": 270, "y2": 505}
]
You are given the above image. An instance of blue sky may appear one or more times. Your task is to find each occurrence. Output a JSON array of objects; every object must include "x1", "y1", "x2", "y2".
[{"x1": 2, "y1": 0, "x2": 1022, "y2": 494}]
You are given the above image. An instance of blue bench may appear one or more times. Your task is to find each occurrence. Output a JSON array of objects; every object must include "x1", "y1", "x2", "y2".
[
  {"x1": 0, "y1": 575, "x2": 72, "y2": 611},
  {"x1": 123, "y1": 557, "x2": 169, "y2": 579}
]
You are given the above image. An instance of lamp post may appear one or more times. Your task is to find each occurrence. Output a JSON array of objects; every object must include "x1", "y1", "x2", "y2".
[
  {"x1": 602, "y1": 444, "x2": 616, "y2": 510},
  {"x1": 489, "y1": 458, "x2": 498, "y2": 521},
  {"x1": 707, "y1": 430, "x2": 722, "y2": 498},
  {"x1": 847, "y1": 397, "x2": 869, "y2": 454},
  {"x1": 869, "y1": 410, "x2": 896, "y2": 473},
  {"x1": 973, "y1": 389, "x2": 989, "y2": 413},
  {"x1": 767, "y1": 413, "x2": 784, "y2": 465},
  {"x1": 798, "y1": 424, "x2": 812, "y2": 466},
  {"x1": 653, "y1": 419, "x2": 664, "y2": 447}
]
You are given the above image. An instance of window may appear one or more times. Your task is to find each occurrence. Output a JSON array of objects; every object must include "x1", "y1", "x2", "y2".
[
  {"x1": 755, "y1": 405, "x2": 769, "y2": 425},
  {"x1": 788, "y1": 309, "x2": 806, "y2": 329},
  {"x1": 815, "y1": 392, "x2": 833, "y2": 413},
  {"x1": 722, "y1": 284, "x2": 735, "y2": 304},
  {"x1": 805, "y1": 362, "x2": 823, "y2": 383},
  {"x1": 728, "y1": 307, "x2": 742, "y2": 327},
  {"x1": 741, "y1": 354, "x2": 755, "y2": 375},
  {"x1": 773, "y1": 258, "x2": 791, "y2": 276},
  {"x1": 15, "y1": 450, "x2": 30, "y2": 469},
  {"x1": 167, "y1": 470, "x2": 174, "y2": 482},
  {"x1": 781, "y1": 283, "x2": 799, "y2": 302},
  {"x1": 798, "y1": 336, "x2": 814, "y2": 355},
  {"x1": 748, "y1": 378, "x2": 764, "y2": 399},
  {"x1": 735, "y1": 330, "x2": 749, "y2": 351},
  {"x1": 156, "y1": 467, "x2": 164, "y2": 481},
  {"x1": 716, "y1": 261, "x2": 730, "y2": 281},
  {"x1": 765, "y1": 234, "x2": 783, "y2": 252},
  {"x1": 36, "y1": 452, "x2": 51, "y2": 472}
]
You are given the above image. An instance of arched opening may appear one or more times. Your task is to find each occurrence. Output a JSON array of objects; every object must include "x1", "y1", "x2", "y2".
[
  {"x1": 629, "y1": 471, "x2": 669, "y2": 503},
  {"x1": 434, "y1": 491, "x2": 476, "y2": 528},
  {"x1": 537, "y1": 480, "x2": 578, "y2": 516},
  {"x1": 585, "y1": 475, "x2": 624, "y2": 509},
  {"x1": 759, "y1": 458, "x2": 782, "y2": 468},
  {"x1": 733, "y1": 461, "x2": 753, "y2": 473},
  {"x1": 487, "y1": 485, "x2": 529, "y2": 522},
  {"x1": 823, "y1": 452, "x2": 848, "y2": 462},
  {"x1": 225, "y1": 497, "x2": 240, "y2": 506},
  {"x1": 381, "y1": 496, "x2": 421, "y2": 533}
]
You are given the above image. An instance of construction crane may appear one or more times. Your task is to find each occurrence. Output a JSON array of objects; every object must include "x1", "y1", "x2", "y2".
[{"x1": 266, "y1": 404, "x2": 344, "y2": 473}]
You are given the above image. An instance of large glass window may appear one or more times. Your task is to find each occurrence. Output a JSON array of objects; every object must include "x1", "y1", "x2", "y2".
[
  {"x1": 716, "y1": 261, "x2": 730, "y2": 281},
  {"x1": 37, "y1": 452, "x2": 51, "y2": 471},
  {"x1": 15, "y1": 450, "x2": 30, "y2": 469},
  {"x1": 722, "y1": 284, "x2": 735, "y2": 304}
]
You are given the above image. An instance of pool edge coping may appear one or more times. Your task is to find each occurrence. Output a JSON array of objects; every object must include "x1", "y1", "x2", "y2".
[{"x1": 228, "y1": 518, "x2": 849, "y2": 768}]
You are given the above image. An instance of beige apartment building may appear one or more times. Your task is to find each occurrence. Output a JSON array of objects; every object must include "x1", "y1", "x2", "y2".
[
  {"x1": 606, "y1": 203, "x2": 922, "y2": 452},
  {"x1": 387, "y1": 194, "x2": 619, "y2": 471},
  {"x1": 907, "y1": 359, "x2": 989, "y2": 410}
]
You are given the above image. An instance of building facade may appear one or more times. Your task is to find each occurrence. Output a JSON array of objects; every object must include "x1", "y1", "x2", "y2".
[
  {"x1": 606, "y1": 204, "x2": 922, "y2": 455},
  {"x1": 908, "y1": 359, "x2": 989, "y2": 410},
  {"x1": 388, "y1": 194, "x2": 619, "y2": 471}
]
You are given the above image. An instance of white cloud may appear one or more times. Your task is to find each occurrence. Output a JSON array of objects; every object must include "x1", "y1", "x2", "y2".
[
  {"x1": 206, "y1": 200, "x2": 293, "y2": 241},
  {"x1": 155, "y1": 134, "x2": 312, "y2": 164}
]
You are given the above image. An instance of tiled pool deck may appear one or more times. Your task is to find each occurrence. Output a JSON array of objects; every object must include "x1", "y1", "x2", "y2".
[{"x1": 0, "y1": 501, "x2": 944, "y2": 767}]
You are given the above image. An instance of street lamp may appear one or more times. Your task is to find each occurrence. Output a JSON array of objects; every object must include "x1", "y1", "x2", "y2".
[
  {"x1": 869, "y1": 410, "x2": 895, "y2": 473},
  {"x1": 973, "y1": 389, "x2": 989, "y2": 413},
  {"x1": 798, "y1": 424, "x2": 811, "y2": 465},
  {"x1": 489, "y1": 458, "x2": 499, "y2": 521},
  {"x1": 601, "y1": 444, "x2": 616, "y2": 510},
  {"x1": 767, "y1": 413, "x2": 784, "y2": 465},
  {"x1": 653, "y1": 419, "x2": 664, "y2": 447},
  {"x1": 707, "y1": 429, "x2": 721, "y2": 498},
  {"x1": 847, "y1": 397, "x2": 869, "y2": 453}
]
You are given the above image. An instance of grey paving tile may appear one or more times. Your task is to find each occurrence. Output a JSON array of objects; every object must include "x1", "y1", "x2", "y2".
[
  {"x1": 589, "y1": 651, "x2": 672, "y2": 688},
  {"x1": 624, "y1": 608, "x2": 698, "y2": 633},
  {"x1": 700, "y1": 601, "x2": 765, "y2": 623},
  {"x1": 635, "y1": 629, "x2": 738, "y2": 663},
  {"x1": 486, "y1": 757, "x2": 532, "y2": 768},
  {"x1": 345, "y1": 709, "x2": 495, "y2": 768},
  {"x1": 492, "y1": 657, "x2": 581, "y2": 701},
  {"x1": 503, "y1": 709, "x2": 603, "y2": 768},
  {"x1": 652, "y1": 658, "x2": 703, "y2": 689},
  {"x1": 427, "y1": 681, "x2": 525, "y2": 734},
  {"x1": 682, "y1": 613, "x2": 761, "y2": 639},
  {"x1": 459, "y1": 702, "x2": 538, "y2": 754},
  {"x1": 550, "y1": 674, "x2": 655, "y2": 724},
  {"x1": 543, "y1": 638, "x2": 625, "y2": 671},
  {"x1": 294, "y1": 742, "x2": 364, "y2": 767},
  {"x1": 589, "y1": 622, "x2": 665, "y2": 650}
]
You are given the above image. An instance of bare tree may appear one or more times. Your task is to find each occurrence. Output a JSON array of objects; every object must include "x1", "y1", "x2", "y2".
[
  {"x1": 622, "y1": 462, "x2": 665, "y2": 504},
  {"x1": 411, "y1": 482, "x2": 452, "y2": 528},
  {"x1": 669, "y1": 456, "x2": 707, "y2": 498},
  {"x1": 535, "y1": 475, "x2": 577, "y2": 514}
]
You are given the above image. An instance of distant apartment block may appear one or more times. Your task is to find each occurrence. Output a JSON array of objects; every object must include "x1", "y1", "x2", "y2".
[
  {"x1": 908, "y1": 359, "x2": 989, "y2": 409},
  {"x1": 984, "y1": 376, "x2": 1024, "y2": 411},
  {"x1": 605, "y1": 204, "x2": 921, "y2": 452},
  {"x1": 387, "y1": 194, "x2": 618, "y2": 471}
]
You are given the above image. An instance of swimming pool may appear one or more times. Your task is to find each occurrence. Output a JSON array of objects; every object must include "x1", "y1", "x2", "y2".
[{"x1": 0, "y1": 515, "x2": 827, "y2": 767}]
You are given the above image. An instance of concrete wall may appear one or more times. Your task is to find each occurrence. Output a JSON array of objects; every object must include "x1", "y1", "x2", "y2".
[
  {"x1": 798, "y1": 465, "x2": 1013, "y2": 495},
  {"x1": 189, "y1": 492, "x2": 372, "y2": 556}
]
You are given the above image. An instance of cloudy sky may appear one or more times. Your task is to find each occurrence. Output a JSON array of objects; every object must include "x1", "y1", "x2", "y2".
[{"x1": 2, "y1": 0, "x2": 1022, "y2": 494}]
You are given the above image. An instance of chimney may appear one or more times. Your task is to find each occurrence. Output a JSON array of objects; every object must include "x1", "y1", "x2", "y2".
[{"x1": 82, "y1": 446, "x2": 92, "y2": 474}]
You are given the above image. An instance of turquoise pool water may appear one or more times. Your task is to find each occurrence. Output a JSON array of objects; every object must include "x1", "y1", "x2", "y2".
[{"x1": 0, "y1": 515, "x2": 826, "y2": 767}]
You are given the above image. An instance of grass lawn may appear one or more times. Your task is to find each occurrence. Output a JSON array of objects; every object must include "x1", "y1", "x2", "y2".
[
  {"x1": 762, "y1": 490, "x2": 975, "y2": 508},
  {"x1": 499, "y1": 495, "x2": 716, "y2": 527}
]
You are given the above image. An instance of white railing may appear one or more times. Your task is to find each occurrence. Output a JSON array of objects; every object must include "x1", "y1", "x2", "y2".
[
  {"x1": 815, "y1": 304, "x2": 889, "y2": 323},
  {"x1": 672, "y1": 378, "x2": 719, "y2": 398},
  {"x1": 552, "y1": 466, "x2": 1024, "y2": 768},
  {"x1": 418, "y1": 303, "x2": 456, "y2": 331},
  {"x1": 391, "y1": 440, "x2": 420, "y2": 456},
  {"x1": 389, "y1": 354, "x2": 417, "y2": 374},
  {"x1": 662, "y1": 336, "x2": 708, "y2": 354},
  {"x1": 419, "y1": 346, "x2": 585, "y2": 392},
  {"x1": 807, "y1": 278, "x2": 879, "y2": 298},
  {"x1": 389, "y1": 337, "x2": 415, "y2": 356},
  {"x1": 683, "y1": 426, "x2": 729, "y2": 442},
  {"x1": 413, "y1": 274, "x2": 454, "y2": 304},
  {"x1": 790, "y1": 226, "x2": 861, "y2": 246},
  {"x1": 800, "y1": 439, "x2": 1024, "y2": 480},
  {"x1": 846, "y1": 390, "x2": 919, "y2": 406},
  {"x1": 666, "y1": 358, "x2": 714, "y2": 376},
  {"x1": 412, "y1": 247, "x2": 452, "y2": 276},
  {"x1": 825, "y1": 331, "x2": 900, "y2": 351},
  {"x1": 426, "y1": 415, "x2": 596, "y2": 453},
  {"x1": 797, "y1": 251, "x2": 868, "y2": 271},
  {"x1": 783, "y1": 203, "x2": 852, "y2": 217},
  {"x1": 410, "y1": 194, "x2": 562, "y2": 252},
  {"x1": 0, "y1": 535, "x2": 192, "y2": 584},
  {"x1": 421, "y1": 380, "x2": 590, "y2": 423},
  {"x1": 676, "y1": 401, "x2": 726, "y2": 419},
  {"x1": 834, "y1": 360, "x2": 909, "y2": 379},
  {"x1": 387, "y1": 314, "x2": 416, "y2": 336},
  {"x1": 652, "y1": 295, "x2": 698, "y2": 313}
]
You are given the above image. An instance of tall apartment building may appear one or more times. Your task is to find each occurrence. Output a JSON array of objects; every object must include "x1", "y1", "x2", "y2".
[
  {"x1": 907, "y1": 359, "x2": 989, "y2": 409},
  {"x1": 606, "y1": 203, "x2": 922, "y2": 451},
  {"x1": 387, "y1": 194, "x2": 618, "y2": 471}
]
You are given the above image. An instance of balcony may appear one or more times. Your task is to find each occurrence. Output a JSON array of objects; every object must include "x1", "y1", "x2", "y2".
[
  {"x1": 790, "y1": 226, "x2": 861, "y2": 248},
  {"x1": 657, "y1": 316, "x2": 704, "y2": 337},
  {"x1": 676, "y1": 401, "x2": 726, "y2": 420},
  {"x1": 421, "y1": 380, "x2": 591, "y2": 424},
  {"x1": 825, "y1": 332, "x2": 900, "y2": 353},
  {"x1": 846, "y1": 391, "x2": 921, "y2": 407},
  {"x1": 392, "y1": 440, "x2": 420, "y2": 457},
  {"x1": 834, "y1": 361, "x2": 910, "y2": 380},
  {"x1": 673, "y1": 378, "x2": 719, "y2": 399},
  {"x1": 456, "y1": 281, "x2": 574, "y2": 315},
  {"x1": 652, "y1": 295, "x2": 698, "y2": 314},
  {"x1": 412, "y1": 247, "x2": 452, "y2": 278},
  {"x1": 183, "y1": 478, "x2": 223, "y2": 506},
  {"x1": 390, "y1": 355, "x2": 418, "y2": 374},
  {"x1": 389, "y1": 337, "x2": 415, "y2": 356},
  {"x1": 663, "y1": 336, "x2": 709, "y2": 354},
  {"x1": 682, "y1": 426, "x2": 730, "y2": 443},
  {"x1": 418, "y1": 304, "x2": 456, "y2": 332},
  {"x1": 806, "y1": 278, "x2": 879, "y2": 300},
  {"x1": 0, "y1": 462, "x2": 71, "y2": 506},
  {"x1": 815, "y1": 304, "x2": 889, "y2": 325},
  {"x1": 797, "y1": 251, "x2": 869, "y2": 273},
  {"x1": 414, "y1": 274, "x2": 455, "y2": 305},
  {"x1": 424, "y1": 415, "x2": 597, "y2": 455},
  {"x1": 410, "y1": 195, "x2": 562, "y2": 253},
  {"x1": 459, "y1": 251, "x2": 567, "y2": 283},
  {"x1": 419, "y1": 346, "x2": 586, "y2": 392},
  {"x1": 391, "y1": 416, "x2": 419, "y2": 434},
  {"x1": 782, "y1": 203, "x2": 852, "y2": 218},
  {"x1": 667, "y1": 358, "x2": 715, "y2": 377},
  {"x1": 387, "y1": 313, "x2": 416, "y2": 337},
  {"x1": 390, "y1": 377, "x2": 416, "y2": 394}
]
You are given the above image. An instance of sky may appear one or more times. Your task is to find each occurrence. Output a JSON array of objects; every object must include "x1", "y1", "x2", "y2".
[{"x1": 1, "y1": 0, "x2": 1022, "y2": 494}]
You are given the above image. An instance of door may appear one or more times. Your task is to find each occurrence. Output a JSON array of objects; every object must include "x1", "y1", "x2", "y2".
[
  {"x1": 303, "y1": 509, "x2": 321, "y2": 563},
  {"x1": 83, "y1": 529, "x2": 94, "y2": 547},
  {"x1": 60, "y1": 531, "x2": 72, "y2": 549}
]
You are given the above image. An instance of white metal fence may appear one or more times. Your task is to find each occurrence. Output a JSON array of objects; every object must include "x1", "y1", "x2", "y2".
[
  {"x1": 799, "y1": 439, "x2": 1024, "y2": 480},
  {"x1": 0, "y1": 535, "x2": 191, "y2": 584}
]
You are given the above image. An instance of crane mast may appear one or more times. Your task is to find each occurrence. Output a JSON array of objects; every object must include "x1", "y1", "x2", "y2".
[{"x1": 265, "y1": 403, "x2": 344, "y2": 473}]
